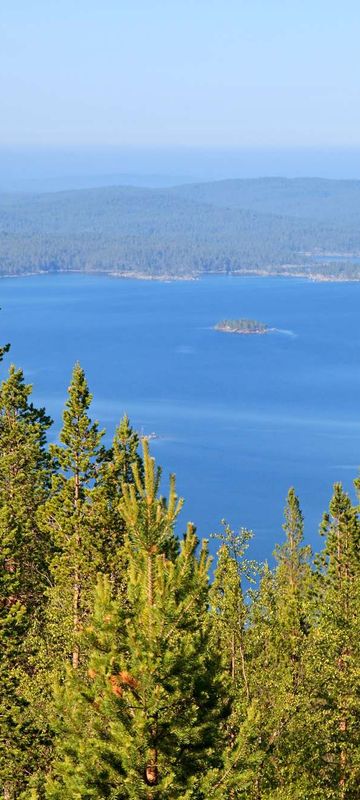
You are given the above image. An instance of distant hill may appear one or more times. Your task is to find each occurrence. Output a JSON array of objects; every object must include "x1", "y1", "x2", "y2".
[
  {"x1": 0, "y1": 173, "x2": 198, "y2": 193},
  {"x1": 1, "y1": 178, "x2": 360, "y2": 279},
  {"x1": 171, "y1": 177, "x2": 360, "y2": 224}
]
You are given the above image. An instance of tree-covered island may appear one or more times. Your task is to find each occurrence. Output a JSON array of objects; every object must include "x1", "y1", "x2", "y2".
[{"x1": 215, "y1": 318, "x2": 271, "y2": 334}]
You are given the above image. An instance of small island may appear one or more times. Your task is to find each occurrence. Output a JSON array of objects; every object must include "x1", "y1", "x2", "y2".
[{"x1": 215, "y1": 318, "x2": 271, "y2": 334}]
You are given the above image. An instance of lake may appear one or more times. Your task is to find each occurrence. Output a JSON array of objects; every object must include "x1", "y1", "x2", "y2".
[{"x1": 1, "y1": 273, "x2": 359, "y2": 562}]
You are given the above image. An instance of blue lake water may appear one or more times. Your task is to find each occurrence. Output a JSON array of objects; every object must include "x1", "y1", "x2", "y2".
[{"x1": 1, "y1": 273, "x2": 359, "y2": 562}]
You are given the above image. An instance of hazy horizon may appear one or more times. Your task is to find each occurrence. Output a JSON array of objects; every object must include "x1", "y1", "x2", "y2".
[
  {"x1": 2, "y1": 1, "x2": 360, "y2": 151},
  {"x1": 4, "y1": 145, "x2": 360, "y2": 192},
  {"x1": 2, "y1": 4, "x2": 360, "y2": 187}
]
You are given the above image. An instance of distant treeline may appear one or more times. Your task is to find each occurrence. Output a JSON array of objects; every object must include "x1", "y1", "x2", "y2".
[{"x1": 2, "y1": 178, "x2": 360, "y2": 278}]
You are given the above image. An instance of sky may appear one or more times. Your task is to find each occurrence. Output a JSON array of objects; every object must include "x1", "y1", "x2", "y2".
[{"x1": 1, "y1": 0, "x2": 360, "y2": 149}]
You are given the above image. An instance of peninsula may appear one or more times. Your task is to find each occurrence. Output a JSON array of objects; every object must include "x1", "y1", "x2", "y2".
[
  {"x1": 215, "y1": 318, "x2": 270, "y2": 334},
  {"x1": 3, "y1": 179, "x2": 360, "y2": 282}
]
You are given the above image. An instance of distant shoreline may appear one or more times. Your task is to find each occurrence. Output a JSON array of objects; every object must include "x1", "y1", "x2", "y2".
[
  {"x1": 1, "y1": 267, "x2": 360, "y2": 283},
  {"x1": 108, "y1": 270, "x2": 197, "y2": 282}
]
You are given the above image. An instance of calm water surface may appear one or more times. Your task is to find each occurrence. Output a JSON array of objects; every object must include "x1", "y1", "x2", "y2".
[{"x1": 1, "y1": 274, "x2": 359, "y2": 561}]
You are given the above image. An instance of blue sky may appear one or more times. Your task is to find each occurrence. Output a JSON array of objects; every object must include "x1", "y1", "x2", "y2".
[{"x1": 1, "y1": 0, "x2": 360, "y2": 147}]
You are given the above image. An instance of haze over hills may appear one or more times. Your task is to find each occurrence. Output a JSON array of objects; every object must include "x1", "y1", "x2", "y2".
[
  {"x1": 1, "y1": 177, "x2": 360, "y2": 279},
  {"x1": 173, "y1": 177, "x2": 360, "y2": 224},
  {"x1": 0, "y1": 173, "x2": 198, "y2": 193}
]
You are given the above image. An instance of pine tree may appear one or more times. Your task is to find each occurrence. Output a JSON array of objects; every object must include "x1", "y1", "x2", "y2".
[
  {"x1": 243, "y1": 489, "x2": 314, "y2": 798},
  {"x1": 89, "y1": 414, "x2": 143, "y2": 589},
  {"x1": 0, "y1": 366, "x2": 52, "y2": 799},
  {"x1": 207, "y1": 524, "x2": 261, "y2": 799},
  {"x1": 273, "y1": 488, "x2": 312, "y2": 672},
  {"x1": 210, "y1": 523, "x2": 257, "y2": 688},
  {"x1": 0, "y1": 365, "x2": 52, "y2": 604},
  {"x1": 0, "y1": 349, "x2": 359, "y2": 800},
  {"x1": 310, "y1": 484, "x2": 360, "y2": 798},
  {"x1": 46, "y1": 443, "x2": 226, "y2": 799},
  {"x1": 266, "y1": 488, "x2": 314, "y2": 797},
  {"x1": 38, "y1": 363, "x2": 105, "y2": 673}
]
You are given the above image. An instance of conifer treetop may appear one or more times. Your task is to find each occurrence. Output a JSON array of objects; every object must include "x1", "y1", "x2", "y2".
[
  {"x1": 119, "y1": 439, "x2": 183, "y2": 554},
  {"x1": 53, "y1": 362, "x2": 104, "y2": 476}
]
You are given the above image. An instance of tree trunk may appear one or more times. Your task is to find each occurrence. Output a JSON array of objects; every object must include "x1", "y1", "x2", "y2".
[
  {"x1": 72, "y1": 562, "x2": 80, "y2": 669},
  {"x1": 73, "y1": 467, "x2": 81, "y2": 668},
  {"x1": 147, "y1": 552, "x2": 155, "y2": 607},
  {"x1": 145, "y1": 747, "x2": 158, "y2": 786},
  {"x1": 231, "y1": 632, "x2": 236, "y2": 681},
  {"x1": 239, "y1": 637, "x2": 250, "y2": 702},
  {"x1": 339, "y1": 717, "x2": 346, "y2": 799},
  {"x1": 3, "y1": 782, "x2": 14, "y2": 800}
]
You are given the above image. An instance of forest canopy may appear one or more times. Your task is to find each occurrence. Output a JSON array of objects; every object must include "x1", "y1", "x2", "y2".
[
  {"x1": 2, "y1": 177, "x2": 360, "y2": 279},
  {"x1": 0, "y1": 345, "x2": 359, "y2": 799},
  {"x1": 215, "y1": 319, "x2": 270, "y2": 333}
]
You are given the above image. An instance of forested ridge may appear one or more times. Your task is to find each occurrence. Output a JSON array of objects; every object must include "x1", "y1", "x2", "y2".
[
  {"x1": 0, "y1": 338, "x2": 359, "y2": 799},
  {"x1": 2, "y1": 178, "x2": 360, "y2": 279}
]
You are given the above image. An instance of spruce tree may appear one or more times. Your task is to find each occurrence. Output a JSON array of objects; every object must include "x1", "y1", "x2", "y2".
[
  {"x1": 38, "y1": 363, "x2": 105, "y2": 671},
  {"x1": 273, "y1": 488, "x2": 312, "y2": 673},
  {"x1": 243, "y1": 489, "x2": 314, "y2": 798},
  {"x1": 46, "y1": 443, "x2": 226, "y2": 799},
  {"x1": 0, "y1": 366, "x2": 52, "y2": 800},
  {"x1": 207, "y1": 525, "x2": 261, "y2": 799},
  {"x1": 266, "y1": 488, "x2": 314, "y2": 797},
  {"x1": 0, "y1": 348, "x2": 359, "y2": 800},
  {"x1": 311, "y1": 484, "x2": 360, "y2": 798}
]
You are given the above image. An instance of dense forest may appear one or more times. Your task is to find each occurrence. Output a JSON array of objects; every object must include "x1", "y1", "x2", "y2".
[
  {"x1": 172, "y1": 176, "x2": 360, "y2": 223},
  {"x1": 0, "y1": 338, "x2": 359, "y2": 799},
  {"x1": 215, "y1": 319, "x2": 269, "y2": 334},
  {"x1": 2, "y1": 178, "x2": 360, "y2": 279}
]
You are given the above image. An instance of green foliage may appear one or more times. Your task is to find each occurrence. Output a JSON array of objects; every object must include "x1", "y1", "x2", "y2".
[
  {"x1": 89, "y1": 414, "x2": 144, "y2": 588},
  {"x1": 0, "y1": 368, "x2": 359, "y2": 799},
  {"x1": 37, "y1": 363, "x2": 105, "y2": 671},
  {"x1": 215, "y1": 319, "x2": 269, "y2": 333},
  {"x1": 2, "y1": 179, "x2": 360, "y2": 279},
  {"x1": 309, "y1": 484, "x2": 360, "y2": 797},
  {"x1": 240, "y1": 490, "x2": 315, "y2": 798},
  {"x1": 47, "y1": 447, "x2": 226, "y2": 799},
  {"x1": 0, "y1": 342, "x2": 10, "y2": 362},
  {"x1": 0, "y1": 366, "x2": 53, "y2": 799}
]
